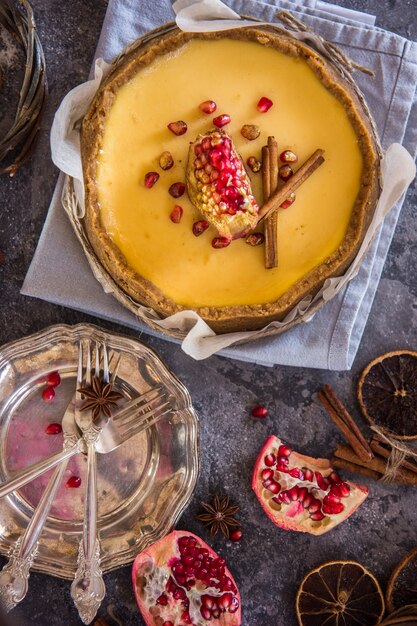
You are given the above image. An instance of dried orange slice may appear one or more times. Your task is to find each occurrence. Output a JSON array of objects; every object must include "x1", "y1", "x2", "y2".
[
  {"x1": 296, "y1": 560, "x2": 385, "y2": 626},
  {"x1": 380, "y1": 605, "x2": 417, "y2": 626},
  {"x1": 358, "y1": 350, "x2": 417, "y2": 440},
  {"x1": 386, "y1": 547, "x2": 417, "y2": 613}
]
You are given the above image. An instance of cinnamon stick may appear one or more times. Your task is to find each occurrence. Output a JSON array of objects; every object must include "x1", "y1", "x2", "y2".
[
  {"x1": 331, "y1": 457, "x2": 382, "y2": 481},
  {"x1": 369, "y1": 438, "x2": 417, "y2": 475},
  {"x1": 333, "y1": 444, "x2": 417, "y2": 486},
  {"x1": 263, "y1": 137, "x2": 279, "y2": 269},
  {"x1": 317, "y1": 385, "x2": 373, "y2": 462},
  {"x1": 258, "y1": 149, "x2": 325, "y2": 222}
]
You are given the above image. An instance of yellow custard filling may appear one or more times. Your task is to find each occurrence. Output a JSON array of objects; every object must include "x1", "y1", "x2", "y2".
[{"x1": 97, "y1": 38, "x2": 363, "y2": 308}]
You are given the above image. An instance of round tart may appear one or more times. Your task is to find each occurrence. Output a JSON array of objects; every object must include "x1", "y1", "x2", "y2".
[{"x1": 81, "y1": 25, "x2": 380, "y2": 333}]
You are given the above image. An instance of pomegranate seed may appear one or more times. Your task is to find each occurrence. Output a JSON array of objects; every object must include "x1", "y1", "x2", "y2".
[
  {"x1": 264, "y1": 454, "x2": 276, "y2": 467},
  {"x1": 302, "y1": 467, "x2": 314, "y2": 481},
  {"x1": 310, "y1": 511, "x2": 325, "y2": 521},
  {"x1": 252, "y1": 405, "x2": 268, "y2": 418},
  {"x1": 218, "y1": 592, "x2": 234, "y2": 609},
  {"x1": 329, "y1": 471, "x2": 342, "y2": 484},
  {"x1": 199, "y1": 100, "x2": 217, "y2": 114},
  {"x1": 279, "y1": 164, "x2": 293, "y2": 181},
  {"x1": 287, "y1": 486, "x2": 299, "y2": 501},
  {"x1": 66, "y1": 476, "x2": 81, "y2": 488},
  {"x1": 229, "y1": 597, "x2": 240, "y2": 613},
  {"x1": 257, "y1": 96, "x2": 273, "y2": 112},
  {"x1": 245, "y1": 232, "x2": 265, "y2": 246},
  {"x1": 303, "y1": 493, "x2": 314, "y2": 509},
  {"x1": 45, "y1": 423, "x2": 62, "y2": 435},
  {"x1": 278, "y1": 491, "x2": 291, "y2": 504},
  {"x1": 202, "y1": 595, "x2": 215, "y2": 608},
  {"x1": 168, "y1": 182, "x2": 185, "y2": 198},
  {"x1": 159, "y1": 151, "x2": 174, "y2": 170},
  {"x1": 42, "y1": 387, "x2": 55, "y2": 402},
  {"x1": 213, "y1": 114, "x2": 231, "y2": 128},
  {"x1": 212, "y1": 236, "x2": 231, "y2": 249},
  {"x1": 144, "y1": 172, "x2": 159, "y2": 188},
  {"x1": 156, "y1": 594, "x2": 168, "y2": 606},
  {"x1": 201, "y1": 608, "x2": 211, "y2": 620},
  {"x1": 46, "y1": 371, "x2": 61, "y2": 387},
  {"x1": 192, "y1": 220, "x2": 209, "y2": 236},
  {"x1": 315, "y1": 471, "x2": 330, "y2": 491},
  {"x1": 162, "y1": 622, "x2": 174, "y2": 626},
  {"x1": 277, "y1": 459, "x2": 289, "y2": 472},
  {"x1": 278, "y1": 445, "x2": 291, "y2": 458},
  {"x1": 167, "y1": 120, "x2": 187, "y2": 135},
  {"x1": 280, "y1": 150, "x2": 298, "y2": 163},
  {"x1": 339, "y1": 482, "x2": 351, "y2": 497},
  {"x1": 297, "y1": 487, "x2": 308, "y2": 503},
  {"x1": 280, "y1": 192, "x2": 296, "y2": 209},
  {"x1": 262, "y1": 468, "x2": 274, "y2": 481},
  {"x1": 230, "y1": 529, "x2": 242, "y2": 542},
  {"x1": 266, "y1": 481, "x2": 281, "y2": 494},
  {"x1": 247, "y1": 156, "x2": 262, "y2": 173},
  {"x1": 288, "y1": 467, "x2": 304, "y2": 480},
  {"x1": 170, "y1": 205, "x2": 183, "y2": 223},
  {"x1": 308, "y1": 499, "x2": 322, "y2": 514}
]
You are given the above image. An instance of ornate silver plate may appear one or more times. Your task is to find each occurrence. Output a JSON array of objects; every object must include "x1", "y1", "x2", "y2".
[{"x1": 0, "y1": 323, "x2": 199, "y2": 579}]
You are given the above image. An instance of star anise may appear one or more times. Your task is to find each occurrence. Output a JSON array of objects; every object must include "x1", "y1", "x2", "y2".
[
  {"x1": 197, "y1": 495, "x2": 240, "y2": 539},
  {"x1": 78, "y1": 376, "x2": 123, "y2": 421}
]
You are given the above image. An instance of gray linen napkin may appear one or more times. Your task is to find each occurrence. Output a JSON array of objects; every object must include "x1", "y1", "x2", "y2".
[{"x1": 21, "y1": 0, "x2": 417, "y2": 369}]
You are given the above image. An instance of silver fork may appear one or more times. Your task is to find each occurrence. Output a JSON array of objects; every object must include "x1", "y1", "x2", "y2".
[
  {"x1": 70, "y1": 342, "x2": 171, "y2": 624},
  {"x1": 70, "y1": 340, "x2": 108, "y2": 624}
]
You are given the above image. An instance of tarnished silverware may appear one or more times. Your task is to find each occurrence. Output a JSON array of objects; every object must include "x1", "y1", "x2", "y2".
[{"x1": 0, "y1": 388, "x2": 164, "y2": 500}]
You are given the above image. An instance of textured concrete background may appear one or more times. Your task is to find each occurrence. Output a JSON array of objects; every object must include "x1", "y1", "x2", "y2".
[{"x1": 0, "y1": 1, "x2": 416, "y2": 624}]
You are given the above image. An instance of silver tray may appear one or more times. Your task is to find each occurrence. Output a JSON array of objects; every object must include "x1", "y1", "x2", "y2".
[{"x1": 0, "y1": 323, "x2": 200, "y2": 579}]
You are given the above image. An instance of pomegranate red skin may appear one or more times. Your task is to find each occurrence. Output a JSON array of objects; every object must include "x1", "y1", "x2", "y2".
[
  {"x1": 132, "y1": 530, "x2": 242, "y2": 626},
  {"x1": 252, "y1": 435, "x2": 368, "y2": 536}
]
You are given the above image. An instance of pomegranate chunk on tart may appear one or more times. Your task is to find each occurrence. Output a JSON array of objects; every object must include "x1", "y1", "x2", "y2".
[
  {"x1": 187, "y1": 130, "x2": 259, "y2": 240},
  {"x1": 252, "y1": 435, "x2": 368, "y2": 535},
  {"x1": 81, "y1": 26, "x2": 380, "y2": 333},
  {"x1": 132, "y1": 530, "x2": 241, "y2": 625}
]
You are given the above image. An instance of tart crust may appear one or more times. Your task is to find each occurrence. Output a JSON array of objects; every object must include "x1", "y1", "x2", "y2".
[{"x1": 81, "y1": 26, "x2": 380, "y2": 333}]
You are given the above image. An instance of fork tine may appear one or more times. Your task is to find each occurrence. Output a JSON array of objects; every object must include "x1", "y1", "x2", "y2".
[
  {"x1": 109, "y1": 353, "x2": 121, "y2": 385},
  {"x1": 118, "y1": 404, "x2": 172, "y2": 441},
  {"x1": 94, "y1": 341, "x2": 100, "y2": 380},
  {"x1": 112, "y1": 387, "x2": 165, "y2": 423},
  {"x1": 77, "y1": 341, "x2": 83, "y2": 388},
  {"x1": 86, "y1": 341, "x2": 92, "y2": 386},
  {"x1": 103, "y1": 343, "x2": 109, "y2": 384},
  {"x1": 114, "y1": 394, "x2": 167, "y2": 426}
]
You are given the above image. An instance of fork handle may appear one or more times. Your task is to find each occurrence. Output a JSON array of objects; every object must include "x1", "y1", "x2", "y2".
[
  {"x1": 71, "y1": 439, "x2": 105, "y2": 624},
  {"x1": 0, "y1": 459, "x2": 69, "y2": 611},
  {"x1": 0, "y1": 444, "x2": 79, "y2": 500}
]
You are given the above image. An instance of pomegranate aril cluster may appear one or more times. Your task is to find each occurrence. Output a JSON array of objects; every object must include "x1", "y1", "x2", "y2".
[
  {"x1": 160, "y1": 535, "x2": 240, "y2": 622},
  {"x1": 261, "y1": 444, "x2": 351, "y2": 521},
  {"x1": 193, "y1": 131, "x2": 256, "y2": 219}
]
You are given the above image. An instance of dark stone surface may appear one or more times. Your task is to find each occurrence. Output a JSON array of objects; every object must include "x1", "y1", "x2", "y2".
[{"x1": 0, "y1": 1, "x2": 416, "y2": 625}]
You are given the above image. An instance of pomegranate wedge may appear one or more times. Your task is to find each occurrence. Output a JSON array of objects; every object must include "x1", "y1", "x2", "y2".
[
  {"x1": 186, "y1": 130, "x2": 259, "y2": 240},
  {"x1": 252, "y1": 435, "x2": 368, "y2": 535},
  {"x1": 132, "y1": 530, "x2": 241, "y2": 625}
]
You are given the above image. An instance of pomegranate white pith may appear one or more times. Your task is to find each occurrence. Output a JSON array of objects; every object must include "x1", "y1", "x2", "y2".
[
  {"x1": 252, "y1": 435, "x2": 368, "y2": 535},
  {"x1": 132, "y1": 531, "x2": 241, "y2": 626},
  {"x1": 186, "y1": 130, "x2": 259, "y2": 240}
]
